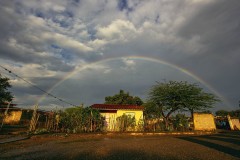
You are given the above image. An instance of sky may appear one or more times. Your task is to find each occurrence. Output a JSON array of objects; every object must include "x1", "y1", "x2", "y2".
[{"x1": 0, "y1": 0, "x2": 239, "y2": 111}]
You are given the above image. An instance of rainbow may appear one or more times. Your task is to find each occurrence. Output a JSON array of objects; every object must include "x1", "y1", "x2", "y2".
[{"x1": 37, "y1": 55, "x2": 231, "y2": 107}]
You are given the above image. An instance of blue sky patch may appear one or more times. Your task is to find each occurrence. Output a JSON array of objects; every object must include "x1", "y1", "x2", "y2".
[{"x1": 118, "y1": 0, "x2": 128, "y2": 11}]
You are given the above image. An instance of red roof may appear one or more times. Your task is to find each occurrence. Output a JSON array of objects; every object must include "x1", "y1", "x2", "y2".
[{"x1": 91, "y1": 104, "x2": 144, "y2": 110}]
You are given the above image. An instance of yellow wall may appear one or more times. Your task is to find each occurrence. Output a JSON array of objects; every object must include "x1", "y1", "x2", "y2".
[
  {"x1": 227, "y1": 115, "x2": 240, "y2": 130},
  {"x1": 193, "y1": 113, "x2": 216, "y2": 131},
  {"x1": 3, "y1": 111, "x2": 22, "y2": 124},
  {"x1": 100, "y1": 109, "x2": 143, "y2": 131},
  {"x1": 100, "y1": 112, "x2": 118, "y2": 131},
  {"x1": 117, "y1": 110, "x2": 143, "y2": 125}
]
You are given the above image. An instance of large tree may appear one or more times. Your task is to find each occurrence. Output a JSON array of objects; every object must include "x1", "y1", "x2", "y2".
[
  {"x1": 148, "y1": 81, "x2": 219, "y2": 129},
  {"x1": 105, "y1": 90, "x2": 143, "y2": 106},
  {"x1": 0, "y1": 74, "x2": 13, "y2": 104},
  {"x1": 229, "y1": 109, "x2": 240, "y2": 118},
  {"x1": 143, "y1": 101, "x2": 162, "y2": 119},
  {"x1": 215, "y1": 109, "x2": 240, "y2": 118}
]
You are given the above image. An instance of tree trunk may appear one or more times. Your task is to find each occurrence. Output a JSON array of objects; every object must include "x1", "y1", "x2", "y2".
[
  {"x1": 164, "y1": 117, "x2": 169, "y2": 130},
  {"x1": 190, "y1": 109, "x2": 194, "y2": 119},
  {"x1": 190, "y1": 109, "x2": 195, "y2": 130},
  {"x1": 163, "y1": 109, "x2": 176, "y2": 131}
]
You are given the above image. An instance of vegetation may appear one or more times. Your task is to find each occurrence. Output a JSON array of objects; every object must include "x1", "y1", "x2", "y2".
[
  {"x1": 116, "y1": 114, "x2": 136, "y2": 132},
  {"x1": 148, "y1": 81, "x2": 219, "y2": 130},
  {"x1": 143, "y1": 101, "x2": 162, "y2": 120},
  {"x1": 215, "y1": 109, "x2": 240, "y2": 118},
  {"x1": 60, "y1": 106, "x2": 103, "y2": 133},
  {"x1": 215, "y1": 110, "x2": 229, "y2": 116},
  {"x1": 0, "y1": 74, "x2": 13, "y2": 104},
  {"x1": 172, "y1": 114, "x2": 189, "y2": 131},
  {"x1": 229, "y1": 109, "x2": 240, "y2": 118},
  {"x1": 105, "y1": 90, "x2": 143, "y2": 106},
  {"x1": 0, "y1": 74, "x2": 14, "y2": 129}
]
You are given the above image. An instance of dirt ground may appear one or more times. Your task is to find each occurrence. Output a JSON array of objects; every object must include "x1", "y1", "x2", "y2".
[{"x1": 0, "y1": 132, "x2": 240, "y2": 160}]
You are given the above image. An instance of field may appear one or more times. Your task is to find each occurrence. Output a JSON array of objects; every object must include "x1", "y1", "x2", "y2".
[{"x1": 0, "y1": 132, "x2": 240, "y2": 160}]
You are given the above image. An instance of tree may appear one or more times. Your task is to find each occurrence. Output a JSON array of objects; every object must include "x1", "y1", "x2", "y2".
[
  {"x1": 215, "y1": 110, "x2": 229, "y2": 116},
  {"x1": 143, "y1": 101, "x2": 164, "y2": 132},
  {"x1": 143, "y1": 101, "x2": 162, "y2": 119},
  {"x1": 172, "y1": 114, "x2": 189, "y2": 131},
  {"x1": 200, "y1": 110, "x2": 212, "y2": 114},
  {"x1": 105, "y1": 90, "x2": 143, "y2": 106},
  {"x1": 229, "y1": 109, "x2": 240, "y2": 118},
  {"x1": 148, "y1": 81, "x2": 219, "y2": 129},
  {"x1": 0, "y1": 74, "x2": 13, "y2": 104}
]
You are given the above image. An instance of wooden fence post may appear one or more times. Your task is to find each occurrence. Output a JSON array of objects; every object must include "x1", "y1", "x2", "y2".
[{"x1": 29, "y1": 105, "x2": 39, "y2": 132}]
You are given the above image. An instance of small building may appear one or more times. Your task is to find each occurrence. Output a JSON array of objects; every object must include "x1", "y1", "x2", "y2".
[
  {"x1": 3, "y1": 110, "x2": 22, "y2": 125},
  {"x1": 91, "y1": 104, "x2": 144, "y2": 131},
  {"x1": 0, "y1": 103, "x2": 22, "y2": 125},
  {"x1": 227, "y1": 115, "x2": 240, "y2": 130},
  {"x1": 193, "y1": 113, "x2": 216, "y2": 131}
]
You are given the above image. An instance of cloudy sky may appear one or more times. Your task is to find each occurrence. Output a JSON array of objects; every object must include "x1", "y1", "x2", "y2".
[{"x1": 0, "y1": 0, "x2": 239, "y2": 111}]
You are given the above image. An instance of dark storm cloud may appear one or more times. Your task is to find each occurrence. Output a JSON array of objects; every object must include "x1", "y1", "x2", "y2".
[
  {"x1": 178, "y1": 0, "x2": 240, "y2": 56},
  {"x1": 8, "y1": 76, "x2": 64, "y2": 107},
  {"x1": 177, "y1": 0, "x2": 240, "y2": 108}
]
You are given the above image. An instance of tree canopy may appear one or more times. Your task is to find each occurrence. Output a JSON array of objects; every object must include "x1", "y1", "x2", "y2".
[
  {"x1": 143, "y1": 101, "x2": 162, "y2": 119},
  {"x1": 215, "y1": 109, "x2": 240, "y2": 118},
  {"x1": 215, "y1": 110, "x2": 229, "y2": 117},
  {"x1": 105, "y1": 90, "x2": 143, "y2": 106},
  {"x1": 0, "y1": 74, "x2": 13, "y2": 104},
  {"x1": 148, "y1": 81, "x2": 219, "y2": 128}
]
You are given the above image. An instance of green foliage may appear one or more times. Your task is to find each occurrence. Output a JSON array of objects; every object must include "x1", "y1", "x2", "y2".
[
  {"x1": 172, "y1": 114, "x2": 189, "y2": 131},
  {"x1": 105, "y1": 90, "x2": 143, "y2": 106},
  {"x1": 60, "y1": 107, "x2": 103, "y2": 133},
  {"x1": 148, "y1": 81, "x2": 219, "y2": 129},
  {"x1": 0, "y1": 74, "x2": 13, "y2": 104},
  {"x1": 143, "y1": 101, "x2": 162, "y2": 119},
  {"x1": 200, "y1": 110, "x2": 212, "y2": 114},
  {"x1": 215, "y1": 109, "x2": 240, "y2": 118},
  {"x1": 116, "y1": 114, "x2": 136, "y2": 132},
  {"x1": 215, "y1": 110, "x2": 229, "y2": 116},
  {"x1": 136, "y1": 118, "x2": 144, "y2": 131},
  {"x1": 229, "y1": 109, "x2": 240, "y2": 118},
  {"x1": 33, "y1": 128, "x2": 49, "y2": 135}
]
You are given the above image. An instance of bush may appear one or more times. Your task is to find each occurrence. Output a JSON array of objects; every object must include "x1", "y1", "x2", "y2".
[
  {"x1": 116, "y1": 114, "x2": 136, "y2": 132},
  {"x1": 172, "y1": 114, "x2": 189, "y2": 131},
  {"x1": 33, "y1": 128, "x2": 49, "y2": 135},
  {"x1": 59, "y1": 107, "x2": 103, "y2": 133}
]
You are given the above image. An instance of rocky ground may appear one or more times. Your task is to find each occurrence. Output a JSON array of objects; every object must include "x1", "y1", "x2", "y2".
[{"x1": 0, "y1": 131, "x2": 240, "y2": 160}]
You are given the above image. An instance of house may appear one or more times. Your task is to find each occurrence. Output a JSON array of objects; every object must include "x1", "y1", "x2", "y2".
[
  {"x1": 0, "y1": 103, "x2": 22, "y2": 125},
  {"x1": 91, "y1": 104, "x2": 144, "y2": 131}
]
